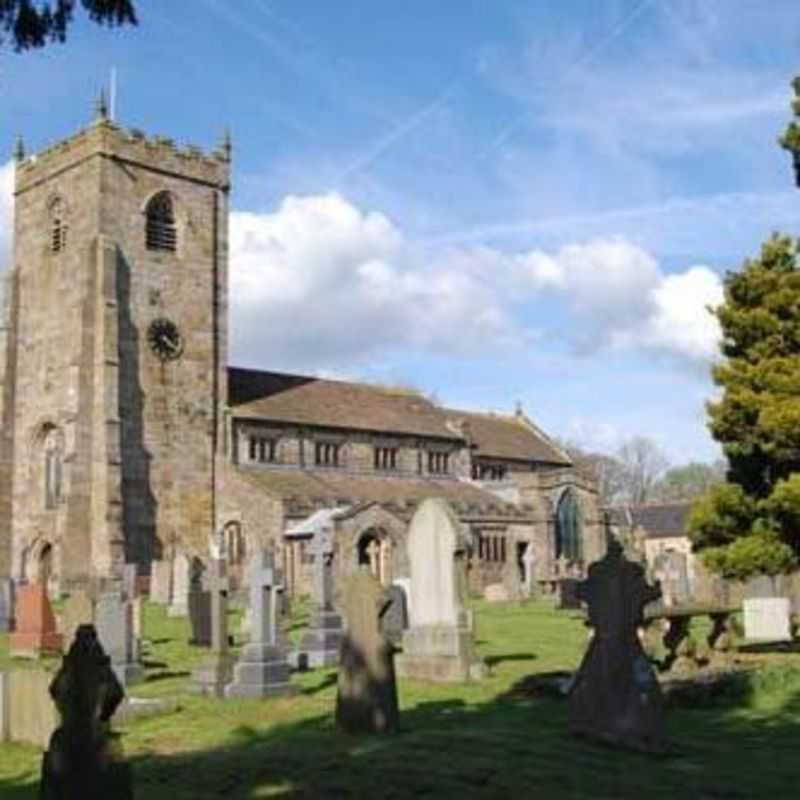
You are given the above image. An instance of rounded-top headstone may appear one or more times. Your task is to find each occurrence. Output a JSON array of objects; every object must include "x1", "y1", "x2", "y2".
[{"x1": 406, "y1": 498, "x2": 462, "y2": 627}]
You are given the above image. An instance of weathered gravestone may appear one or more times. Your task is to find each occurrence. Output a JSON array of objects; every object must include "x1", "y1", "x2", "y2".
[
  {"x1": 653, "y1": 551, "x2": 691, "y2": 608},
  {"x1": 167, "y1": 553, "x2": 191, "y2": 618},
  {"x1": 95, "y1": 593, "x2": 143, "y2": 687},
  {"x1": 381, "y1": 583, "x2": 409, "y2": 647},
  {"x1": 0, "y1": 578, "x2": 14, "y2": 632},
  {"x1": 188, "y1": 563, "x2": 212, "y2": 647},
  {"x1": 61, "y1": 591, "x2": 95, "y2": 654},
  {"x1": 149, "y1": 560, "x2": 172, "y2": 605},
  {"x1": 743, "y1": 597, "x2": 792, "y2": 642},
  {"x1": 226, "y1": 551, "x2": 295, "y2": 698},
  {"x1": 122, "y1": 564, "x2": 138, "y2": 601},
  {"x1": 557, "y1": 578, "x2": 582, "y2": 610},
  {"x1": 40, "y1": 625, "x2": 132, "y2": 800},
  {"x1": 336, "y1": 570, "x2": 399, "y2": 734},
  {"x1": 395, "y1": 498, "x2": 484, "y2": 683},
  {"x1": 568, "y1": 539, "x2": 666, "y2": 753},
  {"x1": 522, "y1": 546, "x2": 537, "y2": 599},
  {"x1": 193, "y1": 559, "x2": 234, "y2": 697},
  {"x1": 9, "y1": 583, "x2": 62, "y2": 657},
  {"x1": 294, "y1": 530, "x2": 344, "y2": 669}
]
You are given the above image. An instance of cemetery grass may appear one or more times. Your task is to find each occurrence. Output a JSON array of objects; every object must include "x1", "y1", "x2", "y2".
[{"x1": 2, "y1": 603, "x2": 800, "y2": 798}]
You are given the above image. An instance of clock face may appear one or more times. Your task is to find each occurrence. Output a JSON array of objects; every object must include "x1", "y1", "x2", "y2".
[{"x1": 147, "y1": 317, "x2": 183, "y2": 361}]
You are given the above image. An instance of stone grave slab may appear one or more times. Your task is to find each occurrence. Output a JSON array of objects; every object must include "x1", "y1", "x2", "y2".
[
  {"x1": 167, "y1": 554, "x2": 191, "y2": 617},
  {"x1": 336, "y1": 570, "x2": 399, "y2": 734},
  {"x1": 192, "y1": 559, "x2": 234, "y2": 697},
  {"x1": 188, "y1": 589, "x2": 212, "y2": 647},
  {"x1": 95, "y1": 593, "x2": 142, "y2": 687},
  {"x1": 0, "y1": 578, "x2": 14, "y2": 633},
  {"x1": 557, "y1": 578, "x2": 582, "y2": 610},
  {"x1": 381, "y1": 583, "x2": 408, "y2": 647},
  {"x1": 9, "y1": 584, "x2": 62, "y2": 658},
  {"x1": 743, "y1": 597, "x2": 792, "y2": 642},
  {"x1": 395, "y1": 498, "x2": 484, "y2": 682},
  {"x1": 149, "y1": 560, "x2": 172, "y2": 605}
]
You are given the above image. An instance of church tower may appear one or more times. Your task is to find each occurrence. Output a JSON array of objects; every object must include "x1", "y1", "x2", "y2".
[{"x1": 0, "y1": 101, "x2": 230, "y2": 589}]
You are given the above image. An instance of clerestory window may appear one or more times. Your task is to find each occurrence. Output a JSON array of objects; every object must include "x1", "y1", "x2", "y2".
[
  {"x1": 427, "y1": 451, "x2": 449, "y2": 475},
  {"x1": 248, "y1": 435, "x2": 277, "y2": 464},
  {"x1": 145, "y1": 191, "x2": 177, "y2": 252},
  {"x1": 315, "y1": 441, "x2": 340, "y2": 467},
  {"x1": 374, "y1": 446, "x2": 398, "y2": 471}
]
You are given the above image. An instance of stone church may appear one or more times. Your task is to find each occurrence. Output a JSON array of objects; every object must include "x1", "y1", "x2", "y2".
[{"x1": 0, "y1": 108, "x2": 604, "y2": 598}]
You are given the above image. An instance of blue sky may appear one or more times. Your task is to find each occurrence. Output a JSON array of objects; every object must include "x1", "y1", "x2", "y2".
[{"x1": 1, "y1": 0, "x2": 799, "y2": 464}]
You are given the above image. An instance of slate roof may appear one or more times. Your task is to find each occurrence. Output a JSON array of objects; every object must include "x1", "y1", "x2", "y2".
[
  {"x1": 229, "y1": 368, "x2": 459, "y2": 440},
  {"x1": 607, "y1": 502, "x2": 691, "y2": 539},
  {"x1": 238, "y1": 467, "x2": 526, "y2": 521},
  {"x1": 444, "y1": 408, "x2": 571, "y2": 466},
  {"x1": 228, "y1": 367, "x2": 570, "y2": 465}
]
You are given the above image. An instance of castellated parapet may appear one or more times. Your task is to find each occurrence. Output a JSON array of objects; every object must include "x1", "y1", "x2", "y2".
[{"x1": 1, "y1": 115, "x2": 230, "y2": 590}]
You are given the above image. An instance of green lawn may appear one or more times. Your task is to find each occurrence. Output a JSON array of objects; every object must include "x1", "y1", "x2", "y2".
[{"x1": 2, "y1": 599, "x2": 800, "y2": 799}]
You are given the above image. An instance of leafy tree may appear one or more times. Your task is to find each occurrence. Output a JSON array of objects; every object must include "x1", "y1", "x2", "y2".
[
  {"x1": 616, "y1": 436, "x2": 669, "y2": 506},
  {"x1": 651, "y1": 460, "x2": 725, "y2": 503},
  {"x1": 0, "y1": 0, "x2": 136, "y2": 51},
  {"x1": 688, "y1": 232, "x2": 800, "y2": 577}
]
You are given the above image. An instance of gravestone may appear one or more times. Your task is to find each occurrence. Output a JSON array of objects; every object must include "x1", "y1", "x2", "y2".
[
  {"x1": 226, "y1": 551, "x2": 295, "y2": 698},
  {"x1": 188, "y1": 589, "x2": 212, "y2": 647},
  {"x1": 522, "y1": 546, "x2": 537, "y2": 598},
  {"x1": 61, "y1": 591, "x2": 95, "y2": 654},
  {"x1": 122, "y1": 564, "x2": 138, "y2": 601},
  {"x1": 743, "y1": 597, "x2": 792, "y2": 642},
  {"x1": 0, "y1": 578, "x2": 14, "y2": 632},
  {"x1": 557, "y1": 578, "x2": 582, "y2": 609},
  {"x1": 40, "y1": 625, "x2": 132, "y2": 800},
  {"x1": 95, "y1": 593, "x2": 143, "y2": 687},
  {"x1": 484, "y1": 583, "x2": 510, "y2": 603},
  {"x1": 336, "y1": 570, "x2": 399, "y2": 734},
  {"x1": 568, "y1": 540, "x2": 666, "y2": 753},
  {"x1": 381, "y1": 583, "x2": 408, "y2": 647},
  {"x1": 149, "y1": 560, "x2": 172, "y2": 605},
  {"x1": 395, "y1": 498, "x2": 484, "y2": 682},
  {"x1": 9, "y1": 583, "x2": 62, "y2": 657},
  {"x1": 193, "y1": 559, "x2": 235, "y2": 697},
  {"x1": 294, "y1": 530, "x2": 344, "y2": 668},
  {"x1": 167, "y1": 553, "x2": 191, "y2": 617},
  {"x1": 654, "y1": 551, "x2": 691, "y2": 608}
]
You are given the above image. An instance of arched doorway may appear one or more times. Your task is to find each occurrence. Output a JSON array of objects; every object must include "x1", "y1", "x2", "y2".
[
  {"x1": 356, "y1": 528, "x2": 392, "y2": 585},
  {"x1": 554, "y1": 489, "x2": 582, "y2": 563}
]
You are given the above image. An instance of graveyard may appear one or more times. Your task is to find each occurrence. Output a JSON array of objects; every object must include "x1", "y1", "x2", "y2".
[{"x1": 2, "y1": 593, "x2": 800, "y2": 798}]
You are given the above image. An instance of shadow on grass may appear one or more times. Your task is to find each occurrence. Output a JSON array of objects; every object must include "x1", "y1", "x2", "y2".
[
  {"x1": 6, "y1": 667, "x2": 800, "y2": 799},
  {"x1": 300, "y1": 672, "x2": 337, "y2": 696},
  {"x1": 738, "y1": 641, "x2": 800, "y2": 655},
  {"x1": 145, "y1": 670, "x2": 191, "y2": 683},
  {"x1": 484, "y1": 652, "x2": 537, "y2": 668}
]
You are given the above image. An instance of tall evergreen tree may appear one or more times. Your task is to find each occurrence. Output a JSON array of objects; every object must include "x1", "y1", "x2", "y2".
[{"x1": 688, "y1": 79, "x2": 800, "y2": 579}]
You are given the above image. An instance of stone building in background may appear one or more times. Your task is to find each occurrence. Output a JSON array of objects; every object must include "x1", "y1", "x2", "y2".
[{"x1": 0, "y1": 112, "x2": 604, "y2": 597}]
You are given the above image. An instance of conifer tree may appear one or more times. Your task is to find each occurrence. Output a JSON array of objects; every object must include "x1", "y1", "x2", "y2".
[{"x1": 688, "y1": 79, "x2": 800, "y2": 579}]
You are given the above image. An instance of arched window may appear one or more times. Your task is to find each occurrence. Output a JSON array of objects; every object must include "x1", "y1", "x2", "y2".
[
  {"x1": 555, "y1": 489, "x2": 582, "y2": 562},
  {"x1": 224, "y1": 521, "x2": 246, "y2": 565},
  {"x1": 145, "y1": 192, "x2": 177, "y2": 252},
  {"x1": 42, "y1": 427, "x2": 63, "y2": 510},
  {"x1": 49, "y1": 197, "x2": 67, "y2": 253}
]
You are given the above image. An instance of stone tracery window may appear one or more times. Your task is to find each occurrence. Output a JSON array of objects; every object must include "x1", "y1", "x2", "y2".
[
  {"x1": 49, "y1": 197, "x2": 68, "y2": 253},
  {"x1": 555, "y1": 489, "x2": 582, "y2": 562},
  {"x1": 145, "y1": 191, "x2": 177, "y2": 252}
]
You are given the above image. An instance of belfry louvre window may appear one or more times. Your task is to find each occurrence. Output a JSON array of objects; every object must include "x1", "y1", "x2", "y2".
[
  {"x1": 374, "y1": 446, "x2": 398, "y2": 471},
  {"x1": 49, "y1": 198, "x2": 67, "y2": 253},
  {"x1": 315, "y1": 441, "x2": 340, "y2": 467},
  {"x1": 145, "y1": 192, "x2": 177, "y2": 252},
  {"x1": 248, "y1": 435, "x2": 277, "y2": 464}
]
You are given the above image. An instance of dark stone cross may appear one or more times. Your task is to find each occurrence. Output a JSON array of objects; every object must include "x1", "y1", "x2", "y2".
[
  {"x1": 40, "y1": 624, "x2": 132, "y2": 799},
  {"x1": 567, "y1": 539, "x2": 666, "y2": 753}
]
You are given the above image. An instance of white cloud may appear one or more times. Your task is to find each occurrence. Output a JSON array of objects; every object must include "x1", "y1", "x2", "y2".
[
  {"x1": 229, "y1": 192, "x2": 722, "y2": 373},
  {"x1": 229, "y1": 193, "x2": 527, "y2": 370},
  {"x1": 0, "y1": 161, "x2": 13, "y2": 271}
]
